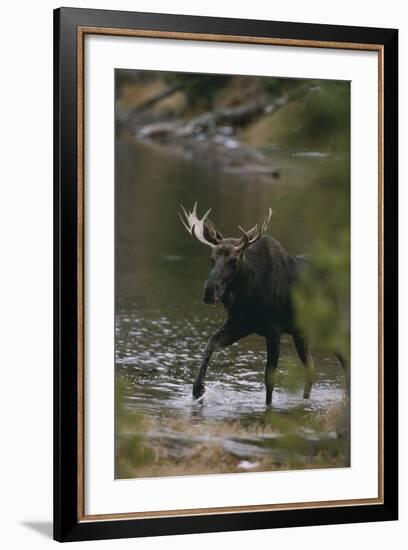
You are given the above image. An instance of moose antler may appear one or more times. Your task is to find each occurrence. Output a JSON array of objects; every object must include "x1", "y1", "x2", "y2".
[
  {"x1": 204, "y1": 217, "x2": 224, "y2": 243},
  {"x1": 236, "y1": 207, "x2": 273, "y2": 252},
  {"x1": 179, "y1": 202, "x2": 223, "y2": 248},
  {"x1": 179, "y1": 203, "x2": 272, "y2": 251}
]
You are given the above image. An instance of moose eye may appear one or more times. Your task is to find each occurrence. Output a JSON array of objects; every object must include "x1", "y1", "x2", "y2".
[{"x1": 228, "y1": 258, "x2": 239, "y2": 268}]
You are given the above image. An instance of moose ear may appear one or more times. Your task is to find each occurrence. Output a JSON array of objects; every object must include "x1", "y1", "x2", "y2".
[{"x1": 237, "y1": 244, "x2": 247, "y2": 259}]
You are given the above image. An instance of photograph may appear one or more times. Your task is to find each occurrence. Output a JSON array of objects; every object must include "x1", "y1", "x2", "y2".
[
  {"x1": 114, "y1": 68, "x2": 351, "y2": 479},
  {"x1": 52, "y1": 5, "x2": 398, "y2": 543},
  {"x1": 0, "y1": 0, "x2": 404, "y2": 546}
]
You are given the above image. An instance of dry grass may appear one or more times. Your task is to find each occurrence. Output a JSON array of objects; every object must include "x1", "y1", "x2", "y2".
[
  {"x1": 118, "y1": 80, "x2": 187, "y2": 114},
  {"x1": 240, "y1": 101, "x2": 302, "y2": 147},
  {"x1": 310, "y1": 399, "x2": 348, "y2": 432}
]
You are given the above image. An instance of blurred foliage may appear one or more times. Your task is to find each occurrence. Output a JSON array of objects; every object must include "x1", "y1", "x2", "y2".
[
  {"x1": 115, "y1": 69, "x2": 158, "y2": 99},
  {"x1": 293, "y1": 232, "x2": 350, "y2": 359},
  {"x1": 297, "y1": 80, "x2": 350, "y2": 151},
  {"x1": 292, "y1": 159, "x2": 350, "y2": 361},
  {"x1": 262, "y1": 405, "x2": 347, "y2": 466},
  {"x1": 268, "y1": 80, "x2": 350, "y2": 151},
  {"x1": 115, "y1": 377, "x2": 154, "y2": 478},
  {"x1": 276, "y1": 79, "x2": 351, "y2": 361},
  {"x1": 164, "y1": 73, "x2": 232, "y2": 108},
  {"x1": 261, "y1": 76, "x2": 300, "y2": 97}
]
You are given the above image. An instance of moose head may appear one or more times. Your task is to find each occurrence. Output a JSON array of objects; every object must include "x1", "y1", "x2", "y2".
[{"x1": 179, "y1": 202, "x2": 272, "y2": 305}]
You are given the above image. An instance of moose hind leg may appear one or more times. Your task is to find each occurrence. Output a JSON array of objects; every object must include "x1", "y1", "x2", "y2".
[
  {"x1": 265, "y1": 328, "x2": 281, "y2": 406},
  {"x1": 292, "y1": 332, "x2": 316, "y2": 399},
  {"x1": 193, "y1": 322, "x2": 247, "y2": 399},
  {"x1": 335, "y1": 352, "x2": 350, "y2": 393}
]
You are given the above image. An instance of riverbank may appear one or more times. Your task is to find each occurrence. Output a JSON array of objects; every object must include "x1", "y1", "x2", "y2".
[
  {"x1": 116, "y1": 72, "x2": 348, "y2": 177},
  {"x1": 116, "y1": 398, "x2": 349, "y2": 479}
]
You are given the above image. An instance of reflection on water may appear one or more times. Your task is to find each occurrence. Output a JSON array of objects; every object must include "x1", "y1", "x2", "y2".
[
  {"x1": 117, "y1": 309, "x2": 344, "y2": 423},
  {"x1": 115, "y1": 137, "x2": 348, "y2": 465}
]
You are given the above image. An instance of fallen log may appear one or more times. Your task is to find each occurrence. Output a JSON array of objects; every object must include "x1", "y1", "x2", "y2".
[{"x1": 131, "y1": 83, "x2": 182, "y2": 113}]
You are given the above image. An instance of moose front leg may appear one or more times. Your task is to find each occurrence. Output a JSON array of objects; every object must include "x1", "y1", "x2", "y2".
[
  {"x1": 193, "y1": 322, "x2": 246, "y2": 399},
  {"x1": 265, "y1": 327, "x2": 281, "y2": 406}
]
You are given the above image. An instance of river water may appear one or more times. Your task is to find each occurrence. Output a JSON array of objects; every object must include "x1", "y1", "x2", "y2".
[{"x1": 115, "y1": 136, "x2": 349, "y2": 467}]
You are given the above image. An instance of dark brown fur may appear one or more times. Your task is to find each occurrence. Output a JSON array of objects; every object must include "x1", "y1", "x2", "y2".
[{"x1": 195, "y1": 235, "x2": 313, "y2": 405}]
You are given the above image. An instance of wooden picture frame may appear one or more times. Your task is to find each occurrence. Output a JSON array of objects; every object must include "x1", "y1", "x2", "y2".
[{"x1": 54, "y1": 7, "x2": 398, "y2": 542}]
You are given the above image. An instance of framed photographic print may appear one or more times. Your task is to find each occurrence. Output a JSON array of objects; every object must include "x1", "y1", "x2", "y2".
[{"x1": 53, "y1": 7, "x2": 398, "y2": 542}]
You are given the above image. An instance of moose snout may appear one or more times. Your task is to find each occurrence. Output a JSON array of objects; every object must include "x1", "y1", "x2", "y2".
[{"x1": 203, "y1": 280, "x2": 220, "y2": 305}]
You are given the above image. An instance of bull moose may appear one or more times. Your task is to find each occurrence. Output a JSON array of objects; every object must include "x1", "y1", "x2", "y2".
[{"x1": 179, "y1": 202, "x2": 346, "y2": 406}]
